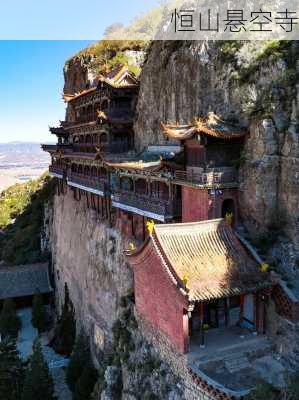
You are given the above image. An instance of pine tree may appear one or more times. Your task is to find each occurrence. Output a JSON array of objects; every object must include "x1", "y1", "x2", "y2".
[
  {"x1": 32, "y1": 294, "x2": 46, "y2": 333},
  {"x1": 66, "y1": 332, "x2": 89, "y2": 391},
  {"x1": 73, "y1": 361, "x2": 98, "y2": 400},
  {"x1": 21, "y1": 339, "x2": 55, "y2": 400},
  {"x1": 52, "y1": 283, "x2": 76, "y2": 355},
  {"x1": 0, "y1": 299, "x2": 21, "y2": 339},
  {"x1": 0, "y1": 338, "x2": 25, "y2": 400}
]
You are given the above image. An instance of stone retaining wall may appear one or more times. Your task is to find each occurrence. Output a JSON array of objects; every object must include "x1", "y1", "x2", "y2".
[{"x1": 137, "y1": 314, "x2": 244, "y2": 400}]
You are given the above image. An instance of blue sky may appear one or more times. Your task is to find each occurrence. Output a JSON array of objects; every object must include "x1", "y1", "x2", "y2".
[
  {"x1": 0, "y1": 0, "x2": 160, "y2": 143},
  {"x1": 0, "y1": 41, "x2": 92, "y2": 143},
  {"x1": 0, "y1": 0, "x2": 159, "y2": 39}
]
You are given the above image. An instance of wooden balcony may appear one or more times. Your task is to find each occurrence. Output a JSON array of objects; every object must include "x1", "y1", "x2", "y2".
[
  {"x1": 72, "y1": 141, "x2": 131, "y2": 154},
  {"x1": 49, "y1": 165, "x2": 65, "y2": 179},
  {"x1": 42, "y1": 144, "x2": 72, "y2": 153},
  {"x1": 73, "y1": 143, "x2": 97, "y2": 153},
  {"x1": 67, "y1": 173, "x2": 107, "y2": 196},
  {"x1": 111, "y1": 190, "x2": 181, "y2": 222},
  {"x1": 174, "y1": 167, "x2": 238, "y2": 187}
]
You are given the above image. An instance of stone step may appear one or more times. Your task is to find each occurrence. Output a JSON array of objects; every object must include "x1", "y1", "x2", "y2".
[{"x1": 224, "y1": 355, "x2": 250, "y2": 373}]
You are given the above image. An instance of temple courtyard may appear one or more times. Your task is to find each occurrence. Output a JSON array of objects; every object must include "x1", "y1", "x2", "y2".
[{"x1": 188, "y1": 327, "x2": 286, "y2": 395}]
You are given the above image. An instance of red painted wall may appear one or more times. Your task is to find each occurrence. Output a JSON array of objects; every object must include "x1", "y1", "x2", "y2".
[
  {"x1": 182, "y1": 187, "x2": 209, "y2": 222},
  {"x1": 209, "y1": 188, "x2": 239, "y2": 224},
  {"x1": 182, "y1": 186, "x2": 239, "y2": 224},
  {"x1": 129, "y1": 240, "x2": 189, "y2": 353}
]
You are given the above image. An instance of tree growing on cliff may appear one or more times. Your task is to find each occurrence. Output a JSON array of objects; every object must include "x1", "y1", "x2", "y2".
[
  {"x1": 0, "y1": 299, "x2": 21, "y2": 339},
  {"x1": 31, "y1": 294, "x2": 47, "y2": 333},
  {"x1": 73, "y1": 360, "x2": 98, "y2": 400},
  {"x1": 66, "y1": 332, "x2": 90, "y2": 391},
  {"x1": 0, "y1": 338, "x2": 25, "y2": 400},
  {"x1": 51, "y1": 283, "x2": 76, "y2": 355},
  {"x1": 21, "y1": 339, "x2": 55, "y2": 400}
]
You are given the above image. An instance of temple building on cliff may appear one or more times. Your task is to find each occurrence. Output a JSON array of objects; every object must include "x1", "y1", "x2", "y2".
[
  {"x1": 42, "y1": 64, "x2": 274, "y2": 358},
  {"x1": 126, "y1": 219, "x2": 272, "y2": 353}
]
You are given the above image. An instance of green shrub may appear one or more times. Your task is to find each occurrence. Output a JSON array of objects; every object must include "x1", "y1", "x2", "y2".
[
  {"x1": 247, "y1": 381, "x2": 279, "y2": 400},
  {"x1": 31, "y1": 294, "x2": 47, "y2": 333},
  {"x1": 66, "y1": 333, "x2": 90, "y2": 392},
  {"x1": 51, "y1": 283, "x2": 76, "y2": 356},
  {"x1": 0, "y1": 299, "x2": 21, "y2": 339},
  {"x1": 21, "y1": 339, "x2": 55, "y2": 400},
  {"x1": 0, "y1": 174, "x2": 55, "y2": 265},
  {"x1": 0, "y1": 338, "x2": 25, "y2": 400},
  {"x1": 73, "y1": 361, "x2": 98, "y2": 400}
]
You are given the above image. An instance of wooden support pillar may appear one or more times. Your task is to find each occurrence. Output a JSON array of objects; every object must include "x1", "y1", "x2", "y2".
[
  {"x1": 199, "y1": 302, "x2": 205, "y2": 348},
  {"x1": 239, "y1": 294, "x2": 245, "y2": 325},
  {"x1": 225, "y1": 298, "x2": 230, "y2": 327},
  {"x1": 255, "y1": 292, "x2": 267, "y2": 334},
  {"x1": 146, "y1": 179, "x2": 150, "y2": 197},
  {"x1": 142, "y1": 216, "x2": 146, "y2": 241},
  {"x1": 97, "y1": 195, "x2": 100, "y2": 214},
  {"x1": 255, "y1": 293, "x2": 260, "y2": 333}
]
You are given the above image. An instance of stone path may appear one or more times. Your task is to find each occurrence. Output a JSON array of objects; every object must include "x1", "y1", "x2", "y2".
[
  {"x1": 17, "y1": 307, "x2": 72, "y2": 400},
  {"x1": 41, "y1": 336, "x2": 72, "y2": 400},
  {"x1": 17, "y1": 308, "x2": 38, "y2": 359}
]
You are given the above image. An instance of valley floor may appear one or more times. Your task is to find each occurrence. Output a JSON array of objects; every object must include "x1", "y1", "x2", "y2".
[{"x1": 0, "y1": 167, "x2": 48, "y2": 192}]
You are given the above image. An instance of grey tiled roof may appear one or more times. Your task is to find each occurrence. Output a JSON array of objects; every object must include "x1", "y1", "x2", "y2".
[{"x1": 0, "y1": 263, "x2": 53, "y2": 300}]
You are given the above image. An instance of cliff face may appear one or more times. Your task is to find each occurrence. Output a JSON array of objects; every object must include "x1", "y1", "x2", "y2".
[
  {"x1": 135, "y1": 40, "x2": 299, "y2": 269},
  {"x1": 51, "y1": 190, "x2": 132, "y2": 348},
  {"x1": 63, "y1": 56, "x2": 97, "y2": 94}
]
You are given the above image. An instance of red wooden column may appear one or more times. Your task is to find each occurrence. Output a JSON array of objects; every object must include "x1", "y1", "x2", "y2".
[
  {"x1": 255, "y1": 293, "x2": 260, "y2": 333},
  {"x1": 199, "y1": 303, "x2": 205, "y2": 348},
  {"x1": 183, "y1": 310, "x2": 189, "y2": 353},
  {"x1": 255, "y1": 291, "x2": 267, "y2": 334}
]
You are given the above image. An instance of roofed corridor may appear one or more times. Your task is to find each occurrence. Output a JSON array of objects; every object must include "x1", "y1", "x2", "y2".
[{"x1": 174, "y1": 166, "x2": 238, "y2": 187}]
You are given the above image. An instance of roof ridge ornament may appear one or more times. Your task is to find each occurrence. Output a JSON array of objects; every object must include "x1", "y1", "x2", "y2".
[{"x1": 161, "y1": 112, "x2": 248, "y2": 141}]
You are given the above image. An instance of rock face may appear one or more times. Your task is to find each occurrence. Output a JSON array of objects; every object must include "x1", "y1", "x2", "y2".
[
  {"x1": 64, "y1": 55, "x2": 97, "y2": 94},
  {"x1": 135, "y1": 40, "x2": 299, "y2": 265},
  {"x1": 51, "y1": 190, "x2": 132, "y2": 348}
]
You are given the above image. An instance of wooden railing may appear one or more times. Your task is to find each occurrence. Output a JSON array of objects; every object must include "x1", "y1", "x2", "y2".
[
  {"x1": 112, "y1": 189, "x2": 181, "y2": 218},
  {"x1": 49, "y1": 165, "x2": 65, "y2": 176},
  {"x1": 42, "y1": 144, "x2": 72, "y2": 152},
  {"x1": 73, "y1": 143, "x2": 97, "y2": 153},
  {"x1": 174, "y1": 167, "x2": 237, "y2": 186},
  {"x1": 72, "y1": 141, "x2": 131, "y2": 154},
  {"x1": 68, "y1": 173, "x2": 107, "y2": 193}
]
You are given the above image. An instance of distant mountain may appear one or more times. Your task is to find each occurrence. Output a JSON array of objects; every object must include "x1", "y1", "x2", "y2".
[
  {"x1": 0, "y1": 141, "x2": 52, "y2": 153},
  {"x1": 0, "y1": 142, "x2": 51, "y2": 168}
]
